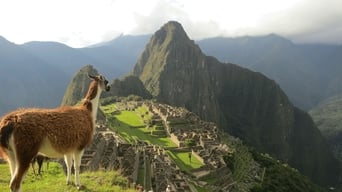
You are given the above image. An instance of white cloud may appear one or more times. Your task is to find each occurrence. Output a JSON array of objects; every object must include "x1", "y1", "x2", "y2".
[{"x1": 0, "y1": 0, "x2": 341, "y2": 47}]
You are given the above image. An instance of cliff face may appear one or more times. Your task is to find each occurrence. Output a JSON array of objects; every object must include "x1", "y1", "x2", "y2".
[
  {"x1": 133, "y1": 21, "x2": 341, "y2": 185},
  {"x1": 106, "y1": 75, "x2": 152, "y2": 99}
]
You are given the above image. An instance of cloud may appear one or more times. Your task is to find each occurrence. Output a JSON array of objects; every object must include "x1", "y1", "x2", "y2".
[
  {"x1": 1, "y1": 0, "x2": 341, "y2": 46},
  {"x1": 128, "y1": 0, "x2": 342, "y2": 44},
  {"x1": 231, "y1": 0, "x2": 342, "y2": 44}
]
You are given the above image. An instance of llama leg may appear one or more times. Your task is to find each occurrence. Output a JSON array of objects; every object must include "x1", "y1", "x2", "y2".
[
  {"x1": 73, "y1": 150, "x2": 84, "y2": 189},
  {"x1": 64, "y1": 153, "x2": 73, "y2": 185},
  {"x1": 31, "y1": 157, "x2": 37, "y2": 175},
  {"x1": 7, "y1": 150, "x2": 17, "y2": 178},
  {"x1": 10, "y1": 157, "x2": 31, "y2": 192},
  {"x1": 37, "y1": 156, "x2": 43, "y2": 175}
]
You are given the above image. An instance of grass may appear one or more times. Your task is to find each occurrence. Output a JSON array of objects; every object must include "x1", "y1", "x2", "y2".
[
  {"x1": 115, "y1": 111, "x2": 145, "y2": 128},
  {"x1": 101, "y1": 104, "x2": 177, "y2": 148},
  {"x1": 0, "y1": 163, "x2": 134, "y2": 192},
  {"x1": 102, "y1": 102, "x2": 205, "y2": 173},
  {"x1": 166, "y1": 151, "x2": 204, "y2": 172}
]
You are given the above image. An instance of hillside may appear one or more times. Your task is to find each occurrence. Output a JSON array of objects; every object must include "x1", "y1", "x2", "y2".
[
  {"x1": 132, "y1": 21, "x2": 341, "y2": 186},
  {"x1": 309, "y1": 94, "x2": 342, "y2": 161},
  {"x1": 99, "y1": 100, "x2": 324, "y2": 192}
]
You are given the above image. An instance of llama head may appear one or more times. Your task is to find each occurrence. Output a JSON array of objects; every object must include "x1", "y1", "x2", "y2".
[{"x1": 88, "y1": 74, "x2": 110, "y2": 92}]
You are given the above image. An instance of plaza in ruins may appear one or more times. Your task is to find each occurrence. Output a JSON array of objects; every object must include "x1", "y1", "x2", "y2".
[{"x1": 77, "y1": 100, "x2": 261, "y2": 192}]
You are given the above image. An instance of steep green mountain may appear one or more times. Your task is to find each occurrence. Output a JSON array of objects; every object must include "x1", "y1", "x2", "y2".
[
  {"x1": 61, "y1": 65, "x2": 99, "y2": 106},
  {"x1": 133, "y1": 21, "x2": 341, "y2": 186},
  {"x1": 309, "y1": 94, "x2": 342, "y2": 161},
  {"x1": 198, "y1": 36, "x2": 342, "y2": 110},
  {"x1": 61, "y1": 64, "x2": 106, "y2": 121}
]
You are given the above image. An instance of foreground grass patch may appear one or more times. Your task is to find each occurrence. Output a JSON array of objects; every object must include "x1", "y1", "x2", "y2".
[{"x1": 0, "y1": 163, "x2": 134, "y2": 192}]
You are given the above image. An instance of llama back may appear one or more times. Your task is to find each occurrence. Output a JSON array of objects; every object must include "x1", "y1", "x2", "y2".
[{"x1": 0, "y1": 106, "x2": 94, "y2": 153}]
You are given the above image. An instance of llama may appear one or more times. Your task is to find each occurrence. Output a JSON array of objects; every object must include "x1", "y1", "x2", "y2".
[
  {"x1": 0, "y1": 74, "x2": 110, "y2": 192},
  {"x1": 31, "y1": 155, "x2": 49, "y2": 176}
]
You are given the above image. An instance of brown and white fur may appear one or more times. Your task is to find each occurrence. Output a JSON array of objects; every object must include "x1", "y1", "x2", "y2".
[{"x1": 0, "y1": 74, "x2": 110, "y2": 192}]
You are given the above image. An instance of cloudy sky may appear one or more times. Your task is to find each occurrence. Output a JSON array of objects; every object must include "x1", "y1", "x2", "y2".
[{"x1": 0, "y1": 0, "x2": 341, "y2": 47}]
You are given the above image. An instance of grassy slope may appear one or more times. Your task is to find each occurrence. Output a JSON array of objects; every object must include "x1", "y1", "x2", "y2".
[
  {"x1": 0, "y1": 163, "x2": 134, "y2": 192},
  {"x1": 101, "y1": 104, "x2": 177, "y2": 148},
  {"x1": 102, "y1": 103, "x2": 208, "y2": 190}
]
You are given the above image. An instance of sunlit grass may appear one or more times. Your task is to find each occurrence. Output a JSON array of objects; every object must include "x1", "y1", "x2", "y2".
[
  {"x1": 0, "y1": 163, "x2": 134, "y2": 192},
  {"x1": 102, "y1": 104, "x2": 177, "y2": 148},
  {"x1": 166, "y1": 151, "x2": 204, "y2": 172},
  {"x1": 115, "y1": 111, "x2": 145, "y2": 128},
  {"x1": 102, "y1": 103, "x2": 204, "y2": 171}
]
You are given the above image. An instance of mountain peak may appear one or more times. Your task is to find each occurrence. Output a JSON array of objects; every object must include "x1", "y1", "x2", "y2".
[
  {"x1": 61, "y1": 64, "x2": 99, "y2": 106},
  {"x1": 162, "y1": 20, "x2": 185, "y2": 34},
  {"x1": 133, "y1": 21, "x2": 202, "y2": 96},
  {"x1": 133, "y1": 21, "x2": 341, "y2": 185},
  {"x1": 153, "y1": 20, "x2": 190, "y2": 44}
]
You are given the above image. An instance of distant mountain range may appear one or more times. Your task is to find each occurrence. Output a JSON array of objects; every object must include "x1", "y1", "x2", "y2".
[
  {"x1": 0, "y1": 35, "x2": 149, "y2": 115},
  {"x1": 198, "y1": 35, "x2": 342, "y2": 110},
  {"x1": 1, "y1": 29, "x2": 342, "y2": 115}
]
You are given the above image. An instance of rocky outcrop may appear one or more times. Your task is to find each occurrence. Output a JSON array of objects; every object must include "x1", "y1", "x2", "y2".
[
  {"x1": 61, "y1": 64, "x2": 106, "y2": 121},
  {"x1": 61, "y1": 65, "x2": 99, "y2": 106},
  {"x1": 133, "y1": 21, "x2": 341, "y2": 186}
]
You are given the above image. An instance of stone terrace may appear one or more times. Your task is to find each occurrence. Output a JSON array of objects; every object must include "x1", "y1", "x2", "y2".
[{"x1": 58, "y1": 101, "x2": 259, "y2": 191}]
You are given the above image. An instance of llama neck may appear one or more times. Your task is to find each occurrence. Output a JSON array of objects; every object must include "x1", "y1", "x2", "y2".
[
  {"x1": 84, "y1": 81, "x2": 102, "y2": 126},
  {"x1": 89, "y1": 91, "x2": 101, "y2": 125}
]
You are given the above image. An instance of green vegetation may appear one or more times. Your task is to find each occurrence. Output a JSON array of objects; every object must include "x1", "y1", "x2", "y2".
[
  {"x1": 309, "y1": 95, "x2": 342, "y2": 161},
  {"x1": 61, "y1": 65, "x2": 97, "y2": 106},
  {"x1": 250, "y1": 151, "x2": 325, "y2": 192},
  {"x1": 99, "y1": 101, "x2": 330, "y2": 191},
  {"x1": 166, "y1": 151, "x2": 204, "y2": 172},
  {"x1": 101, "y1": 103, "x2": 177, "y2": 148},
  {"x1": 0, "y1": 163, "x2": 134, "y2": 192},
  {"x1": 224, "y1": 145, "x2": 253, "y2": 182},
  {"x1": 309, "y1": 94, "x2": 342, "y2": 138},
  {"x1": 101, "y1": 102, "x2": 205, "y2": 173}
]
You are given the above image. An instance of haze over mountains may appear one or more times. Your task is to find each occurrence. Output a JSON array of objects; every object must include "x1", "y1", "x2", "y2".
[
  {"x1": 0, "y1": 35, "x2": 148, "y2": 115},
  {"x1": 1, "y1": 27, "x2": 342, "y2": 115}
]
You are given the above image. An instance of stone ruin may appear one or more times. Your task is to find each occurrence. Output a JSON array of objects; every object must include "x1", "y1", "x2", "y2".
[{"x1": 56, "y1": 101, "x2": 261, "y2": 191}]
